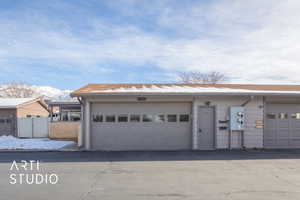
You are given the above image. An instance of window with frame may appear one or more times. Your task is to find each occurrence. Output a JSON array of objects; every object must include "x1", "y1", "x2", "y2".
[
  {"x1": 70, "y1": 111, "x2": 81, "y2": 121},
  {"x1": 106, "y1": 115, "x2": 116, "y2": 122},
  {"x1": 130, "y1": 114, "x2": 140, "y2": 122},
  {"x1": 278, "y1": 113, "x2": 288, "y2": 119},
  {"x1": 291, "y1": 113, "x2": 300, "y2": 119},
  {"x1": 266, "y1": 113, "x2": 276, "y2": 119},
  {"x1": 93, "y1": 114, "x2": 103, "y2": 122},
  {"x1": 142, "y1": 114, "x2": 153, "y2": 122},
  {"x1": 154, "y1": 114, "x2": 165, "y2": 122},
  {"x1": 61, "y1": 111, "x2": 69, "y2": 121},
  {"x1": 179, "y1": 114, "x2": 189, "y2": 122},
  {"x1": 167, "y1": 114, "x2": 177, "y2": 122},
  {"x1": 118, "y1": 114, "x2": 128, "y2": 122}
]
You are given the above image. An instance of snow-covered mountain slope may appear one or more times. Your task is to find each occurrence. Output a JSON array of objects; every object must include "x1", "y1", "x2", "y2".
[
  {"x1": 0, "y1": 84, "x2": 72, "y2": 100},
  {"x1": 31, "y1": 85, "x2": 72, "y2": 100}
]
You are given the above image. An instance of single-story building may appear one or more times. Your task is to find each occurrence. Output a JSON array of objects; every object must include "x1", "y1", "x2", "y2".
[
  {"x1": 71, "y1": 84, "x2": 300, "y2": 151},
  {"x1": 0, "y1": 97, "x2": 49, "y2": 136}
]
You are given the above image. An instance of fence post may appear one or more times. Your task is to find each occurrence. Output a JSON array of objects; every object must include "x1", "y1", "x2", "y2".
[{"x1": 31, "y1": 118, "x2": 34, "y2": 138}]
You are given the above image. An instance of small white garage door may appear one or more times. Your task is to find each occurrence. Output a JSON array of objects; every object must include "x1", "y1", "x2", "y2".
[
  {"x1": 91, "y1": 102, "x2": 192, "y2": 150},
  {"x1": 265, "y1": 104, "x2": 300, "y2": 148}
]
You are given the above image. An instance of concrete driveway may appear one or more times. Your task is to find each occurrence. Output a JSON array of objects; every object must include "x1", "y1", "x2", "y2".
[{"x1": 1, "y1": 150, "x2": 300, "y2": 200}]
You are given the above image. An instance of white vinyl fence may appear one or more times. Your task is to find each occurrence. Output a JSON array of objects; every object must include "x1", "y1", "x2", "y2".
[{"x1": 18, "y1": 117, "x2": 49, "y2": 138}]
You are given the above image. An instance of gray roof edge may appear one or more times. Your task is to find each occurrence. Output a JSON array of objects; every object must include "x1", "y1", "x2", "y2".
[
  {"x1": 0, "y1": 106, "x2": 17, "y2": 109},
  {"x1": 70, "y1": 92, "x2": 300, "y2": 97}
]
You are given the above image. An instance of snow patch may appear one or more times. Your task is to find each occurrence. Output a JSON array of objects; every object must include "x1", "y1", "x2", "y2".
[
  {"x1": 100, "y1": 85, "x2": 300, "y2": 95},
  {"x1": 0, "y1": 98, "x2": 35, "y2": 108},
  {"x1": 0, "y1": 136, "x2": 75, "y2": 150}
]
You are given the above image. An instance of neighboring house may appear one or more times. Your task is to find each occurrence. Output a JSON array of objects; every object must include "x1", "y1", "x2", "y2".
[
  {"x1": 71, "y1": 83, "x2": 300, "y2": 151},
  {"x1": 0, "y1": 97, "x2": 49, "y2": 136},
  {"x1": 47, "y1": 100, "x2": 81, "y2": 141},
  {"x1": 47, "y1": 100, "x2": 81, "y2": 122}
]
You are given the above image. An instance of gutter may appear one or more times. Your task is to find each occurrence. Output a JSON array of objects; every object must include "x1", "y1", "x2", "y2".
[
  {"x1": 70, "y1": 92, "x2": 300, "y2": 97},
  {"x1": 240, "y1": 95, "x2": 254, "y2": 149}
]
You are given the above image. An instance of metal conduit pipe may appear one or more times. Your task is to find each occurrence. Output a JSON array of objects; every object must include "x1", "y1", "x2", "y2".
[{"x1": 228, "y1": 95, "x2": 254, "y2": 150}]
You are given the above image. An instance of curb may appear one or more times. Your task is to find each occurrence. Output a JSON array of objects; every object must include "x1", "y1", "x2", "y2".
[{"x1": 0, "y1": 149, "x2": 81, "y2": 152}]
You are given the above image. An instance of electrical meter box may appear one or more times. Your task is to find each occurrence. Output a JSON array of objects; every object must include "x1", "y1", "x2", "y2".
[{"x1": 229, "y1": 106, "x2": 245, "y2": 131}]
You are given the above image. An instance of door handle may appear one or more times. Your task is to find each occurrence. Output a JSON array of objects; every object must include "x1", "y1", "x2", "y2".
[{"x1": 199, "y1": 128, "x2": 202, "y2": 133}]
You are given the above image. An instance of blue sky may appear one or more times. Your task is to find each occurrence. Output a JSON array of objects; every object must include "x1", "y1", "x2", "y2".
[{"x1": 0, "y1": 0, "x2": 300, "y2": 89}]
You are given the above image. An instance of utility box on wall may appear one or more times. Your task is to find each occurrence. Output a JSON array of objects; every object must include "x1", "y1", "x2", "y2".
[{"x1": 229, "y1": 106, "x2": 245, "y2": 131}]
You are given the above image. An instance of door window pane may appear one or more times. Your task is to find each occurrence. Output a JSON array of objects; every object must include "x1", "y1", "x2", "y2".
[
  {"x1": 142, "y1": 114, "x2": 153, "y2": 122},
  {"x1": 70, "y1": 111, "x2": 81, "y2": 121},
  {"x1": 167, "y1": 114, "x2": 177, "y2": 122},
  {"x1": 118, "y1": 114, "x2": 128, "y2": 122},
  {"x1": 179, "y1": 114, "x2": 189, "y2": 122},
  {"x1": 106, "y1": 115, "x2": 116, "y2": 122},
  {"x1": 154, "y1": 115, "x2": 165, "y2": 122},
  {"x1": 278, "y1": 113, "x2": 288, "y2": 119},
  {"x1": 130, "y1": 114, "x2": 140, "y2": 122},
  {"x1": 266, "y1": 113, "x2": 276, "y2": 119},
  {"x1": 62, "y1": 112, "x2": 69, "y2": 121},
  {"x1": 93, "y1": 114, "x2": 103, "y2": 122},
  {"x1": 291, "y1": 113, "x2": 300, "y2": 119}
]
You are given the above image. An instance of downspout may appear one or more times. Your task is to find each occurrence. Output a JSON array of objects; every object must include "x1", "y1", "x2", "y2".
[
  {"x1": 77, "y1": 97, "x2": 84, "y2": 149},
  {"x1": 241, "y1": 96, "x2": 254, "y2": 107},
  {"x1": 77, "y1": 97, "x2": 83, "y2": 105}
]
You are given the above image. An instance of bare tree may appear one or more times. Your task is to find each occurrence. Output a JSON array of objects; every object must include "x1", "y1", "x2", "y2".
[
  {"x1": 178, "y1": 71, "x2": 228, "y2": 84},
  {"x1": 0, "y1": 83, "x2": 37, "y2": 98}
]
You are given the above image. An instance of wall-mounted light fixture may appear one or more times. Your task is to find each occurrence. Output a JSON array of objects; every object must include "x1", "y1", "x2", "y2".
[
  {"x1": 205, "y1": 101, "x2": 211, "y2": 106},
  {"x1": 137, "y1": 97, "x2": 147, "y2": 101}
]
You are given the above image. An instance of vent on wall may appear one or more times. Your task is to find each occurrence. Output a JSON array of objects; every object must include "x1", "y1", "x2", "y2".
[{"x1": 137, "y1": 97, "x2": 147, "y2": 101}]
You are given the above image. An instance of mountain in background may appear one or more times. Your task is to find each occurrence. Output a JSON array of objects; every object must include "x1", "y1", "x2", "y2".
[{"x1": 0, "y1": 84, "x2": 72, "y2": 100}]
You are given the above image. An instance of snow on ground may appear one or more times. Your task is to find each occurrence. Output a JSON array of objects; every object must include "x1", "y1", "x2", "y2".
[{"x1": 0, "y1": 136, "x2": 75, "y2": 150}]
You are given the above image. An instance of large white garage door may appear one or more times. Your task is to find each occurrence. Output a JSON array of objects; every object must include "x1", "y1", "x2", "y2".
[
  {"x1": 91, "y1": 102, "x2": 192, "y2": 150},
  {"x1": 265, "y1": 104, "x2": 300, "y2": 148}
]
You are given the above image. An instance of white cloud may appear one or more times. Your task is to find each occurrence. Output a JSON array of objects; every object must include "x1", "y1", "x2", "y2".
[{"x1": 0, "y1": 0, "x2": 300, "y2": 84}]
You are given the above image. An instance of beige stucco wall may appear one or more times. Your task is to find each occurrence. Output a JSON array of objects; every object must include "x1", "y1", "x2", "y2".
[
  {"x1": 17, "y1": 101, "x2": 49, "y2": 118},
  {"x1": 49, "y1": 122, "x2": 80, "y2": 141}
]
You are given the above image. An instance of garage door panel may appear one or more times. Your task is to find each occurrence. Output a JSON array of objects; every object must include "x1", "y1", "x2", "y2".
[
  {"x1": 92, "y1": 125, "x2": 191, "y2": 150},
  {"x1": 277, "y1": 130, "x2": 289, "y2": 138},
  {"x1": 278, "y1": 121, "x2": 289, "y2": 128},
  {"x1": 290, "y1": 130, "x2": 300, "y2": 138},
  {"x1": 265, "y1": 121, "x2": 276, "y2": 129},
  {"x1": 264, "y1": 130, "x2": 275, "y2": 138},
  {"x1": 264, "y1": 139, "x2": 276, "y2": 148},
  {"x1": 291, "y1": 121, "x2": 300, "y2": 128},
  {"x1": 91, "y1": 102, "x2": 192, "y2": 150},
  {"x1": 277, "y1": 139, "x2": 289, "y2": 146},
  {"x1": 290, "y1": 139, "x2": 300, "y2": 146},
  {"x1": 265, "y1": 103, "x2": 300, "y2": 149}
]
